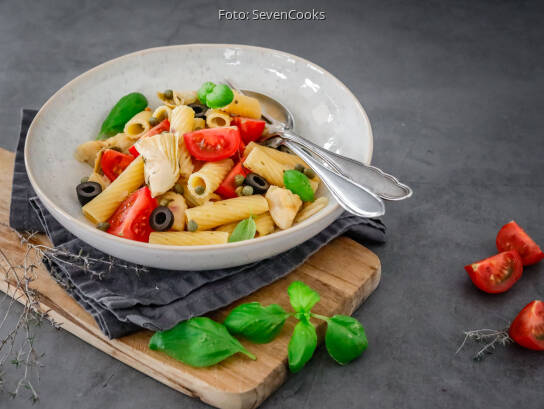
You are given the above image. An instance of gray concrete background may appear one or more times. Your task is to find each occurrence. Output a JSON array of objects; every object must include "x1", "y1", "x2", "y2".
[{"x1": 1, "y1": 0, "x2": 543, "y2": 408}]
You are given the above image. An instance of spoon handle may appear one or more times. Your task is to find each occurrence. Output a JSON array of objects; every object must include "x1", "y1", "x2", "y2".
[
  {"x1": 283, "y1": 141, "x2": 385, "y2": 218},
  {"x1": 282, "y1": 129, "x2": 413, "y2": 201}
]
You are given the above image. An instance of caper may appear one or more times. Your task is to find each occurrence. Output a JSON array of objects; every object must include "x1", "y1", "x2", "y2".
[
  {"x1": 149, "y1": 116, "x2": 160, "y2": 127},
  {"x1": 241, "y1": 185, "x2": 254, "y2": 196},
  {"x1": 303, "y1": 168, "x2": 316, "y2": 179},
  {"x1": 96, "y1": 222, "x2": 110, "y2": 231},
  {"x1": 234, "y1": 174, "x2": 245, "y2": 186},
  {"x1": 195, "y1": 185, "x2": 205, "y2": 195},
  {"x1": 235, "y1": 186, "x2": 244, "y2": 196},
  {"x1": 159, "y1": 198, "x2": 172, "y2": 207},
  {"x1": 187, "y1": 220, "x2": 198, "y2": 232},
  {"x1": 294, "y1": 164, "x2": 305, "y2": 173},
  {"x1": 80, "y1": 176, "x2": 89, "y2": 184},
  {"x1": 173, "y1": 183, "x2": 184, "y2": 194},
  {"x1": 163, "y1": 89, "x2": 173, "y2": 99}
]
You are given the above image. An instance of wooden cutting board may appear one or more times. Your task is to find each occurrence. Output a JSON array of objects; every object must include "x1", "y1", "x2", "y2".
[{"x1": 0, "y1": 147, "x2": 381, "y2": 409}]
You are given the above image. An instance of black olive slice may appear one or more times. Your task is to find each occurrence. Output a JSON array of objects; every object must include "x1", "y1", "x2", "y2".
[
  {"x1": 150, "y1": 206, "x2": 174, "y2": 231},
  {"x1": 244, "y1": 173, "x2": 270, "y2": 194},
  {"x1": 76, "y1": 181, "x2": 102, "y2": 206},
  {"x1": 188, "y1": 103, "x2": 208, "y2": 119}
]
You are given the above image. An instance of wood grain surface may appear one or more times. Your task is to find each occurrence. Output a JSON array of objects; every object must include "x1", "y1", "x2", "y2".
[{"x1": 0, "y1": 147, "x2": 381, "y2": 409}]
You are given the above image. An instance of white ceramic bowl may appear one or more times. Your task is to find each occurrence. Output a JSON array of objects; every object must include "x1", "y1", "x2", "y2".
[{"x1": 25, "y1": 44, "x2": 373, "y2": 270}]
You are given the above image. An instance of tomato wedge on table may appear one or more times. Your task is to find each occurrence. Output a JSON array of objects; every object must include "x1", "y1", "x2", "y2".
[
  {"x1": 496, "y1": 221, "x2": 544, "y2": 266},
  {"x1": 215, "y1": 161, "x2": 249, "y2": 199},
  {"x1": 107, "y1": 186, "x2": 157, "y2": 242},
  {"x1": 128, "y1": 119, "x2": 170, "y2": 157},
  {"x1": 232, "y1": 117, "x2": 266, "y2": 144},
  {"x1": 509, "y1": 300, "x2": 544, "y2": 351},
  {"x1": 183, "y1": 126, "x2": 241, "y2": 161},
  {"x1": 101, "y1": 149, "x2": 134, "y2": 181},
  {"x1": 464, "y1": 250, "x2": 523, "y2": 294}
]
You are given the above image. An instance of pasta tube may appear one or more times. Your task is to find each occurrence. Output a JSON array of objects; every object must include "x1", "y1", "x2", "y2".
[
  {"x1": 222, "y1": 91, "x2": 261, "y2": 119},
  {"x1": 152, "y1": 105, "x2": 172, "y2": 122},
  {"x1": 187, "y1": 159, "x2": 233, "y2": 200},
  {"x1": 123, "y1": 110, "x2": 152, "y2": 138},
  {"x1": 254, "y1": 212, "x2": 275, "y2": 237},
  {"x1": 193, "y1": 117, "x2": 206, "y2": 130},
  {"x1": 243, "y1": 147, "x2": 290, "y2": 187},
  {"x1": 205, "y1": 109, "x2": 231, "y2": 128},
  {"x1": 149, "y1": 231, "x2": 229, "y2": 246},
  {"x1": 185, "y1": 195, "x2": 269, "y2": 231},
  {"x1": 82, "y1": 156, "x2": 144, "y2": 223},
  {"x1": 170, "y1": 105, "x2": 195, "y2": 180},
  {"x1": 295, "y1": 196, "x2": 328, "y2": 223}
]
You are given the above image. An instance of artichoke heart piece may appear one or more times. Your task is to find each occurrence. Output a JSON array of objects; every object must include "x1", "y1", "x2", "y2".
[{"x1": 137, "y1": 132, "x2": 181, "y2": 197}]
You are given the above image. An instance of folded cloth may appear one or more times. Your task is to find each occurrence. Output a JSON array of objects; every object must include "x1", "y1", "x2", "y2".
[{"x1": 10, "y1": 109, "x2": 386, "y2": 339}]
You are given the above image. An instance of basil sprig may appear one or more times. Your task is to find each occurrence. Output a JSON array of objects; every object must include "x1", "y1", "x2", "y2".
[
  {"x1": 149, "y1": 317, "x2": 256, "y2": 367},
  {"x1": 228, "y1": 216, "x2": 256, "y2": 243},
  {"x1": 283, "y1": 169, "x2": 315, "y2": 202},
  {"x1": 224, "y1": 302, "x2": 289, "y2": 343},
  {"x1": 148, "y1": 281, "x2": 368, "y2": 373}
]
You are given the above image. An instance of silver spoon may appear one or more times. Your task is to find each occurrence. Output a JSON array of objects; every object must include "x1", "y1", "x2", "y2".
[
  {"x1": 226, "y1": 83, "x2": 385, "y2": 218},
  {"x1": 239, "y1": 89, "x2": 413, "y2": 201}
]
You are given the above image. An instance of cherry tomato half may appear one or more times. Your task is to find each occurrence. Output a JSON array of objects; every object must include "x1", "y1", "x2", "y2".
[
  {"x1": 215, "y1": 161, "x2": 249, "y2": 199},
  {"x1": 509, "y1": 300, "x2": 544, "y2": 351},
  {"x1": 128, "y1": 119, "x2": 170, "y2": 157},
  {"x1": 464, "y1": 250, "x2": 523, "y2": 293},
  {"x1": 232, "y1": 117, "x2": 266, "y2": 144},
  {"x1": 183, "y1": 126, "x2": 241, "y2": 161},
  {"x1": 496, "y1": 221, "x2": 544, "y2": 266},
  {"x1": 101, "y1": 149, "x2": 134, "y2": 181},
  {"x1": 107, "y1": 186, "x2": 157, "y2": 242}
]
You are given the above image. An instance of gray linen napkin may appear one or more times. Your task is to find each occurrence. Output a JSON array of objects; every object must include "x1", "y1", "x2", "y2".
[{"x1": 10, "y1": 109, "x2": 386, "y2": 339}]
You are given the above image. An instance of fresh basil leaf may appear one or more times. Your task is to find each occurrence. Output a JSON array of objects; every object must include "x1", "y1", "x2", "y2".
[
  {"x1": 98, "y1": 92, "x2": 148, "y2": 140},
  {"x1": 149, "y1": 317, "x2": 256, "y2": 367},
  {"x1": 197, "y1": 81, "x2": 215, "y2": 105},
  {"x1": 283, "y1": 169, "x2": 314, "y2": 202},
  {"x1": 288, "y1": 318, "x2": 317, "y2": 373},
  {"x1": 228, "y1": 216, "x2": 257, "y2": 243},
  {"x1": 206, "y1": 84, "x2": 234, "y2": 108},
  {"x1": 224, "y1": 302, "x2": 289, "y2": 343},
  {"x1": 287, "y1": 281, "x2": 320, "y2": 313},
  {"x1": 325, "y1": 315, "x2": 368, "y2": 365}
]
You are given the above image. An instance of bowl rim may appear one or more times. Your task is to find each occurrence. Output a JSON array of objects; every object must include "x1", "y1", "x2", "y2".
[{"x1": 24, "y1": 43, "x2": 373, "y2": 251}]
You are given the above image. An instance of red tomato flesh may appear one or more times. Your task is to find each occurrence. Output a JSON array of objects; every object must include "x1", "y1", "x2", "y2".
[
  {"x1": 464, "y1": 250, "x2": 523, "y2": 293},
  {"x1": 101, "y1": 149, "x2": 134, "y2": 181},
  {"x1": 128, "y1": 119, "x2": 170, "y2": 157},
  {"x1": 215, "y1": 161, "x2": 249, "y2": 199},
  {"x1": 183, "y1": 127, "x2": 241, "y2": 161},
  {"x1": 496, "y1": 221, "x2": 544, "y2": 266},
  {"x1": 107, "y1": 186, "x2": 157, "y2": 242},
  {"x1": 509, "y1": 300, "x2": 544, "y2": 351},
  {"x1": 232, "y1": 117, "x2": 266, "y2": 144}
]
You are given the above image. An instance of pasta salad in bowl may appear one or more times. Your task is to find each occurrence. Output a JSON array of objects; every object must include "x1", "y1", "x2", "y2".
[
  {"x1": 75, "y1": 83, "x2": 327, "y2": 247},
  {"x1": 24, "y1": 44, "x2": 373, "y2": 269}
]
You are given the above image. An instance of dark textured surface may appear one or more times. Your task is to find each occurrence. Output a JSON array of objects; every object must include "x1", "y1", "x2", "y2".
[{"x1": 1, "y1": 0, "x2": 543, "y2": 408}]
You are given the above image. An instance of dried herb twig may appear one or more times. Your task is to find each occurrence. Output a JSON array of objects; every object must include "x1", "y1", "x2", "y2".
[{"x1": 456, "y1": 328, "x2": 512, "y2": 361}]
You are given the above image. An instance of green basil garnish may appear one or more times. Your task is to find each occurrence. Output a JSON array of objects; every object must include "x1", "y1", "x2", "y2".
[
  {"x1": 148, "y1": 317, "x2": 256, "y2": 367},
  {"x1": 287, "y1": 317, "x2": 317, "y2": 373},
  {"x1": 287, "y1": 281, "x2": 320, "y2": 313},
  {"x1": 197, "y1": 82, "x2": 234, "y2": 108},
  {"x1": 228, "y1": 216, "x2": 257, "y2": 243},
  {"x1": 283, "y1": 169, "x2": 315, "y2": 202},
  {"x1": 324, "y1": 315, "x2": 368, "y2": 365},
  {"x1": 224, "y1": 302, "x2": 289, "y2": 343},
  {"x1": 97, "y1": 92, "x2": 148, "y2": 140}
]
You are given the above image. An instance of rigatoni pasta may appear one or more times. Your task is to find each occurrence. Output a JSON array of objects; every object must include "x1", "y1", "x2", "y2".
[
  {"x1": 185, "y1": 195, "x2": 269, "y2": 231},
  {"x1": 187, "y1": 159, "x2": 233, "y2": 200},
  {"x1": 82, "y1": 156, "x2": 144, "y2": 223},
  {"x1": 205, "y1": 109, "x2": 231, "y2": 128},
  {"x1": 243, "y1": 146, "x2": 290, "y2": 187},
  {"x1": 222, "y1": 91, "x2": 261, "y2": 119},
  {"x1": 124, "y1": 110, "x2": 152, "y2": 138},
  {"x1": 149, "y1": 231, "x2": 228, "y2": 246}
]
